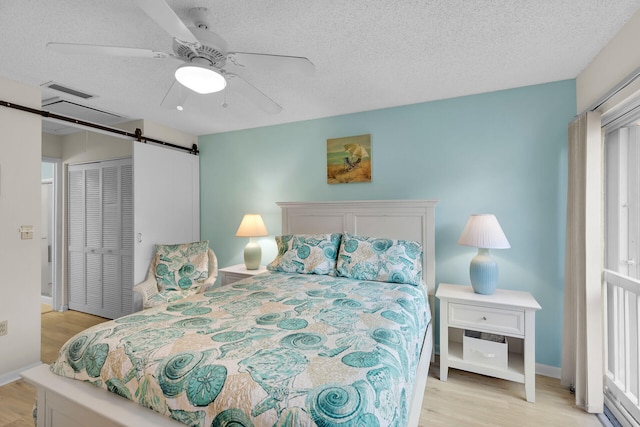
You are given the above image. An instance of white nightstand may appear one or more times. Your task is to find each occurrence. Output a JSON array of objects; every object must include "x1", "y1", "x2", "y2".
[
  {"x1": 218, "y1": 264, "x2": 268, "y2": 286},
  {"x1": 436, "y1": 283, "x2": 541, "y2": 402}
]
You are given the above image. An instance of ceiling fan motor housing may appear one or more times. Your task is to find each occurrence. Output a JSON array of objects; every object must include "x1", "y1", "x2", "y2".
[{"x1": 173, "y1": 27, "x2": 228, "y2": 68}]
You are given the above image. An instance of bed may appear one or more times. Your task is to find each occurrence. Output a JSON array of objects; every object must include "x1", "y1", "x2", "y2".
[{"x1": 22, "y1": 199, "x2": 438, "y2": 427}]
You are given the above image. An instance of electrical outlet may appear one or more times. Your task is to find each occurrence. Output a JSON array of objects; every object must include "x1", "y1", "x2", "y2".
[{"x1": 0, "y1": 320, "x2": 7, "y2": 336}]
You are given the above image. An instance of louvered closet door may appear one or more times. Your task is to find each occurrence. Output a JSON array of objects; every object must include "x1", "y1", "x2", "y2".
[
  {"x1": 68, "y1": 159, "x2": 133, "y2": 319},
  {"x1": 85, "y1": 167, "x2": 102, "y2": 311},
  {"x1": 67, "y1": 168, "x2": 86, "y2": 309}
]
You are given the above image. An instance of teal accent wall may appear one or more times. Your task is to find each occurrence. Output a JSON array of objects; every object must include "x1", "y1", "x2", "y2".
[{"x1": 199, "y1": 79, "x2": 576, "y2": 368}]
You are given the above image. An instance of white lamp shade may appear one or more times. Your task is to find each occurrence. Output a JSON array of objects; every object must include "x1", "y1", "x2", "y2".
[
  {"x1": 457, "y1": 214, "x2": 510, "y2": 249},
  {"x1": 175, "y1": 63, "x2": 227, "y2": 94},
  {"x1": 235, "y1": 214, "x2": 268, "y2": 237},
  {"x1": 236, "y1": 214, "x2": 268, "y2": 270}
]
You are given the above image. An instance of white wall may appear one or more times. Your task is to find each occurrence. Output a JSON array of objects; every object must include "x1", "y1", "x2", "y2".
[
  {"x1": 141, "y1": 120, "x2": 197, "y2": 148},
  {"x1": 42, "y1": 133, "x2": 63, "y2": 158},
  {"x1": 62, "y1": 130, "x2": 133, "y2": 164},
  {"x1": 577, "y1": 8, "x2": 640, "y2": 112},
  {"x1": 0, "y1": 76, "x2": 42, "y2": 383}
]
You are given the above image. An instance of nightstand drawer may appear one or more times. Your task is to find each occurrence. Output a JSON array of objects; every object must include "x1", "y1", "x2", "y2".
[
  {"x1": 219, "y1": 265, "x2": 268, "y2": 286},
  {"x1": 221, "y1": 272, "x2": 249, "y2": 286},
  {"x1": 449, "y1": 303, "x2": 524, "y2": 336}
]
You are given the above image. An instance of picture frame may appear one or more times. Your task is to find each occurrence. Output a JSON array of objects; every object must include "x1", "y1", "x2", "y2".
[{"x1": 326, "y1": 134, "x2": 371, "y2": 184}]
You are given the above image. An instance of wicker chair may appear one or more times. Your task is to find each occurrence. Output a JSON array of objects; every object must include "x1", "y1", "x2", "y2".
[{"x1": 133, "y1": 248, "x2": 218, "y2": 311}]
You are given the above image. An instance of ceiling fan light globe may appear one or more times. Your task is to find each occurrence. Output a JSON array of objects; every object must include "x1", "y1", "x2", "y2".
[{"x1": 175, "y1": 64, "x2": 226, "y2": 94}]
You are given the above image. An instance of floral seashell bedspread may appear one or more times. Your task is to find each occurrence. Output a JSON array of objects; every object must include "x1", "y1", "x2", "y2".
[{"x1": 50, "y1": 271, "x2": 430, "y2": 427}]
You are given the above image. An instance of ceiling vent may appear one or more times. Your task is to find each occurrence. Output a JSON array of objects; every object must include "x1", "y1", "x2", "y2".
[
  {"x1": 42, "y1": 81, "x2": 96, "y2": 100},
  {"x1": 41, "y1": 97, "x2": 127, "y2": 135}
]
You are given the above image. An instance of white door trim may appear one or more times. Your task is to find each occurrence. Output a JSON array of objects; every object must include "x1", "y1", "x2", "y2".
[{"x1": 42, "y1": 156, "x2": 64, "y2": 311}]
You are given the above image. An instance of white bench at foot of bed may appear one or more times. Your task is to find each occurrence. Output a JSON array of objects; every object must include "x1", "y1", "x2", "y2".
[{"x1": 22, "y1": 364, "x2": 178, "y2": 427}]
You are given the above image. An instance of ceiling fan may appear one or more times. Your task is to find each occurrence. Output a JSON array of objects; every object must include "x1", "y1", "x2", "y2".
[{"x1": 46, "y1": 0, "x2": 315, "y2": 114}]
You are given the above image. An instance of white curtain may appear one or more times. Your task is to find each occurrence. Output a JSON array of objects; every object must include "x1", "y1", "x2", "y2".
[{"x1": 561, "y1": 111, "x2": 604, "y2": 413}]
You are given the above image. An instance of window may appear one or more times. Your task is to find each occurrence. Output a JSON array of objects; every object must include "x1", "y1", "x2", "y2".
[
  {"x1": 603, "y1": 117, "x2": 640, "y2": 426},
  {"x1": 606, "y1": 125, "x2": 640, "y2": 279}
]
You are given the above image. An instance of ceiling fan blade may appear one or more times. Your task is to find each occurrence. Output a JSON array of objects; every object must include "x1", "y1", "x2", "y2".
[
  {"x1": 136, "y1": 0, "x2": 200, "y2": 47},
  {"x1": 47, "y1": 42, "x2": 171, "y2": 59},
  {"x1": 226, "y1": 73, "x2": 282, "y2": 114},
  {"x1": 228, "y1": 52, "x2": 315, "y2": 75}
]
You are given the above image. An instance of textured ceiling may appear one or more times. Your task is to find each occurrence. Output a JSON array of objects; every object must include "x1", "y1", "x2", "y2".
[{"x1": 1, "y1": 0, "x2": 640, "y2": 136}]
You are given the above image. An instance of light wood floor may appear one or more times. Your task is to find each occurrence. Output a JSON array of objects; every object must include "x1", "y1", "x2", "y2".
[
  {"x1": 0, "y1": 310, "x2": 106, "y2": 427},
  {"x1": 0, "y1": 311, "x2": 601, "y2": 427}
]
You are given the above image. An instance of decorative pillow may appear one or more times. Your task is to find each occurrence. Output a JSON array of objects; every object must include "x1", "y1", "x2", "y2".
[
  {"x1": 267, "y1": 233, "x2": 341, "y2": 275},
  {"x1": 335, "y1": 232, "x2": 423, "y2": 285},
  {"x1": 154, "y1": 241, "x2": 209, "y2": 291}
]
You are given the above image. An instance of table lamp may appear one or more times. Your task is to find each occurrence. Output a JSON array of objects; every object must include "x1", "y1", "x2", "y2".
[
  {"x1": 457, "y1": 214, "x2": 510, "y2": 295},
  {"x1": 235, "y1": 214, "x2": 268, "y2": 270}
]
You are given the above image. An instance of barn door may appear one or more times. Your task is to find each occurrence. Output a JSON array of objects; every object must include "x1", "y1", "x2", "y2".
[{"x1": 133, "y1": 143, "x2": 200, "y2": 284}]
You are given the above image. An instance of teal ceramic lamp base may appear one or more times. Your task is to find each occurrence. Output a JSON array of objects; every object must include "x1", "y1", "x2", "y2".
[
  {"x1": 243, "y1": 237, "x2": 262, "y2": 270},
  {"x1": 469, "y1": 248, "x2": 498, "y2": 295}
]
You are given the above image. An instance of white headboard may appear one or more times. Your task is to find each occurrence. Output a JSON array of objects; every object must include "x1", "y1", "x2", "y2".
[{"x1": 277, "y1": 200, "x2": 438, "y2": 295}]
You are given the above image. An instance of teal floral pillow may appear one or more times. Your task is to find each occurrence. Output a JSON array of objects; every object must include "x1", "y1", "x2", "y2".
[
  {"x1": 336, "y1": 232, "x2": 423, "y2": 285},
  {"x1": 154, "y1": 241, "x2": 209, "y2": 291},
  {"x1": 267, "y1": 234, "x2": 341, "y2": 275}
]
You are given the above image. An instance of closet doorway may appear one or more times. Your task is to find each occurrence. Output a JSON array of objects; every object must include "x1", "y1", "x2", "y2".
[
  {"x1": 67, "y1": 158, "x2": 133, "y2": 319},
  {"x1": 41, "y1": 157, "x2": 62, "y2": 311}
]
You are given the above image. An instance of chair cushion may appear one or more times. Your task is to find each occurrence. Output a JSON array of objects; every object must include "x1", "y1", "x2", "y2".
[{"x1": 153, "y1": 241, "x2": 209, "y2": 292}]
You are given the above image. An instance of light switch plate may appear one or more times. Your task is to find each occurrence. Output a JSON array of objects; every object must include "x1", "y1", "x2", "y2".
[{"x1": 19, "y1": 225, "x2": 34, "y2": 240}]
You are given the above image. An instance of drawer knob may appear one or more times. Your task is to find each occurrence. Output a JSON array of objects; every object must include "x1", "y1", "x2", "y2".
[{"x1": 482, "y1": 316, "x2": 487, "y2": 321}]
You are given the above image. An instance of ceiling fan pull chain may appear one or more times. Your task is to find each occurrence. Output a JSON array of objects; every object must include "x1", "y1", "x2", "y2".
[{"x1": 222, "y1": 88, "x2": 229, "y2": 108}]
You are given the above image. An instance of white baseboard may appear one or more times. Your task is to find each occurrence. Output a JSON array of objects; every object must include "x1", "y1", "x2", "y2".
[
  {"x1": 0, "y1": 361, "x2": 43, "y2": 386},
  {"x1": 535, "y1": 363, "x2": 561, "y2": 378}
]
